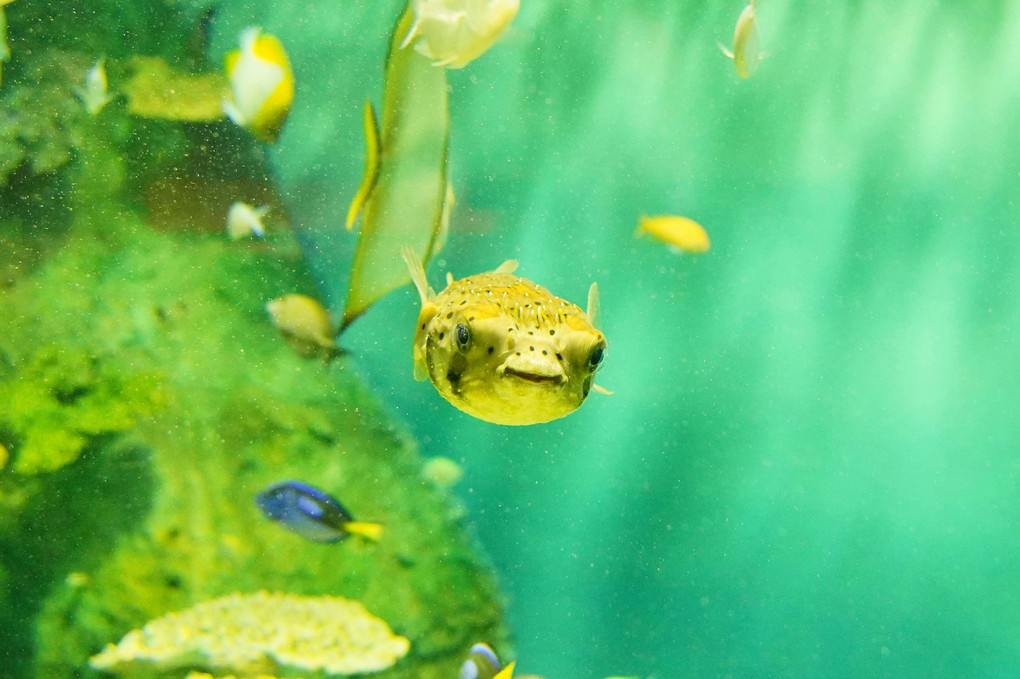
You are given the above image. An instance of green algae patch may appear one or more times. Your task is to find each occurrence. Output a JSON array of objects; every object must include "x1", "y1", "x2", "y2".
[
  {"x1": 0, "y1": 6, "x2": 507, "y2": 677},
  {"x1": 1, "y1": 201, "x2": 506, "y2": 679},
  {"x1": 0, "y1": 346, "x2": 165, "y2": 475}
]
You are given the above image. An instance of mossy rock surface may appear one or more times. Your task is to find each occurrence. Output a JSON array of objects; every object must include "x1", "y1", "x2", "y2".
[{"x1": 0, "y1": 211, "x2": 507, "y2": 678}]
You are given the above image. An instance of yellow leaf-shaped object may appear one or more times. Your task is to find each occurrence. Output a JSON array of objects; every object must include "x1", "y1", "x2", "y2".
[{"x1": 340, "y1": 6, "x2": 450, "y2": 331}]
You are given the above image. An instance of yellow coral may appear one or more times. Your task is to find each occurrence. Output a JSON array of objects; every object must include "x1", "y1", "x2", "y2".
[
  {"x1": 89, "y1": 591, "x2": 410, "y2": 676},
  {"x1": 185, "y1": 674, "x2": 302, "y2": 679}
]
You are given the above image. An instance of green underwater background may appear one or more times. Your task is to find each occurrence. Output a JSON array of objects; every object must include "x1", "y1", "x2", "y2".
[{"x1": 2, "y1": 1, "x2": 1020, "y2": 678}]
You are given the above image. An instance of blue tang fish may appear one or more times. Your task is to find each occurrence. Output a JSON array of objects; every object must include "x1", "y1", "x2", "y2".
[
  {"x1": 255, "y1": 480, "x2": 383, "y2": 543},
  {"x1": 459, "y1": 642, "x2": 515, "y2": 679}
]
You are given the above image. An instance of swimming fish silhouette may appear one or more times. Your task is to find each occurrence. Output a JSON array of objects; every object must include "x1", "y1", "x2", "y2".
[
  {"x1": 226, "y1": 201, "x2": 268, "y2": 240},
  {"x1": 719, "y1": 0, "x2": 764, "y2": 79},
  {"x1": 401, "y1": 0, "x2": 520, "y2": 69},
  {"x1": 223, "y1": 27, "x2": 293, "y2": 143},
  {"x1": 75, "y1": 59, "x2": 115, "y2": 115},
  {"x1": 403, "y1": 247, "x2": 609, "y2": 426},
  {"x1": 265, "y1": 294, "x2": 339, "y2": 360},
  {"x1": 459, "y1": 642, "x2": 515, "y2": 679},
  {"x1": 636, "y1": 215, "x2": 711, "y2": 253},
  {"x1": 255, "y1": 480, "x2": 383, "y2": 543}
]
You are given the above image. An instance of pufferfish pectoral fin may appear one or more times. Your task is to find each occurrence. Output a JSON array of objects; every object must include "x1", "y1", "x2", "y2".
[
  {"x1": 492, "y1": 259, "x2": 519, "y2": 275},
  {"x1": 401, "y1": 245, "x2": 439, "y2": 381},
  {"x1": 401, "y1": 245, "x2": 435, "y2": 304}
]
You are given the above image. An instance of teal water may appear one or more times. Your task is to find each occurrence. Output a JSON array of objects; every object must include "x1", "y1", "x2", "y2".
[
  {"x1": 4, "y1": 0, "x2": 1019, "y2": 677},
  {"x1": 214, "y1": 1, "x2": 1020, "y2": 677}
]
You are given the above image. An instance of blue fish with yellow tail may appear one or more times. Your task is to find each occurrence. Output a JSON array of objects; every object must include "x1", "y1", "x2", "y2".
[
  {"x1": 255, "y1": 480, "x2": 383, "y2": 543},
  {"x1": 459, "y1": 643, "x2": 515, "y2": 679}
]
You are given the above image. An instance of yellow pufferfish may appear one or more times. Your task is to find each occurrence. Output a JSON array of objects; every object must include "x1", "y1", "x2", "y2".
[{"x1": 403, "y1": 247, "x2": 609, "y2": 426}]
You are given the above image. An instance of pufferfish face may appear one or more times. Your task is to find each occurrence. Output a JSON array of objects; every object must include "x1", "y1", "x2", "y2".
[{"x1": 415, "y1": 278, "x2": 607, "y2": 426}]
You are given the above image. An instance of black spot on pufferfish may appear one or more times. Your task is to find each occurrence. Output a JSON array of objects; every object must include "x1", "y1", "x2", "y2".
[{"x1": 446, "y1": 352, "x2": 468, "y2": 396}]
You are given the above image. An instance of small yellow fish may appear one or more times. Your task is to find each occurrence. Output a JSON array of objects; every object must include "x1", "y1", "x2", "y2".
[
  {"x1": 719, "y1": 0, "x2": 763, "y2": 79},
  {"x1": 75, "y1": 59, "x2": 115, "y2": 115},
  {"x1": 636, "y1": 215, "x2": 711, "y2": 253},
  {"x1": 223, "y1": 27, "x2": 293, "y2": 143},
  {"x1": 403, "y1": 247, "x2": 608, "y2": 426},
  {"x1": 401, "y1": 0, "x2": 520, "y2": 69},
  {"x1": 226, "y1": 201, "x2": 268, "y2": 240},
  {"x1": 265, "y1": 294, "x2": 338, "y2": 359}
]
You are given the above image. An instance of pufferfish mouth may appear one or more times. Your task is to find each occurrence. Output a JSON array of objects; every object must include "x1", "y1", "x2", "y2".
[{"x1": 503, "y1": 368, "x2": 565, "y2": 385}]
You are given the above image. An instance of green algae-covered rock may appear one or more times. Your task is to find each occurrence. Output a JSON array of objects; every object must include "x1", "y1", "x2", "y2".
[
  {"x1": 1, "y1": 4, "x2": 507, "y2": 677},
  {"x1": 0, "y1": 211, "x2": 507, "y2": 679},
  {"x1": 0, "y1": 346, "x2": 165, "y2": 475},
  {"x1": 0, "y1": 110, "x2": 506, "y2": 679}
]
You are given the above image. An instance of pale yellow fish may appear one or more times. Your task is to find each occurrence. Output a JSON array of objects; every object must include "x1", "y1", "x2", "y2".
[
  {"x1": 403, "y1": 247, "x2": 608, "y2": 426},
  {"x1": 636, "y1": 215, "x2": 711, "y2": 253},
  {"x1": 421, "y1": 456, "x2": 463, "y2": 487},
  {"x1": 223, "y1": 27, "x2": 293, "y2": 143},
  {"x1": 226, "y1": 201, "x2": 268, "y2": 240},
  {"x1": 719, "y1": 0, "x2": 763, "y2": 79},
  {"x1": 75, "y1": 59, "x2": 114, "y2": 115},
  {"x1": 265, "y1": 294, "x2": 338, "y2": 359},
  {"x1": 401, "y1": 0, "x2": 520, "y2": 69}
]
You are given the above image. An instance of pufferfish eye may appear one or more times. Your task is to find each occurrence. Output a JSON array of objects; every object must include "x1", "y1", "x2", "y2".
[
  {"x1": 588, "y1": 345, "x2": 605, "y2": 371},
  {"x1": 455, "y1": 323, "x2": 471, "y2": 351}
]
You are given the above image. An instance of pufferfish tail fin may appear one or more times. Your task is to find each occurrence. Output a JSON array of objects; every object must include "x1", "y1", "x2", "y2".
[{"x1": 586, "y1": 281, "x2": 613, "y2": 395}]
